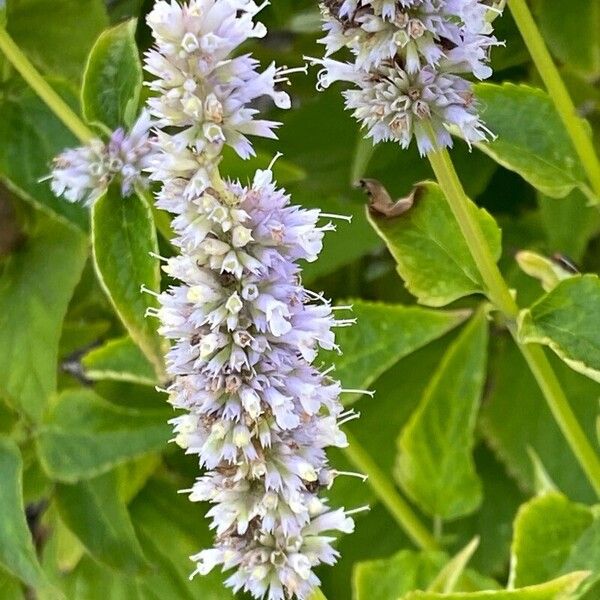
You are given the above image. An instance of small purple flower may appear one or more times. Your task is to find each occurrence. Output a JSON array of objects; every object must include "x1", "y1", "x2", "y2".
[
  {"x1": 314, "y1": 0, "x2": 502, "y2": 154},
  {"x1": 50, "y1": 111, "x2": 154, "y2": 205}
]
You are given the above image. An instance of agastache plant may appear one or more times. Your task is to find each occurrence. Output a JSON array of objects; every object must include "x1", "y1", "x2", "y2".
[
  {"x1": 142, "y1": 1, "x2": 362, "y2": 599},
  {"x1": 311, "y1": 0, "x2": 502, "y2": 155}
]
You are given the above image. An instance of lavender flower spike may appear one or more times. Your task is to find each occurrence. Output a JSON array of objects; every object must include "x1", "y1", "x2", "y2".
[
  {"x1": 50, "y1": 110, "x2": 154, "y2": 205},
  {"x1": 312, "y1": 0, "x2": 503, "y2": 155},
  {"x1": 143, "y1": 1, "x2": 362, "y2": 598},
  {"x1": 153, "y1": 167, "x2": 359, "y2": 600}
]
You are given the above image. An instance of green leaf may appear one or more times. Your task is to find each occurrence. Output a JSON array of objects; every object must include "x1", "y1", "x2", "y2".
[
  {"x1": 353, "y1": 550, "x2": 447, "y2": 600},
  {"x1": 399, "y1": 573, "x2": 589, "y2": 600},
  {"x1": 0, "y1": 437, "x2": 48, "y2": 590},
  {"x1": 428, "y1": 538, "x2": 480, "y2": 593},
  {"x1": 0, "y1": 570, "x2": 24, "y2": 599},
  {"x1": 515, "y1": 251, "x2": 574, "y2": 292},
  {"x1": 510, "y1": 493, "x2": 593, "y2": 588},
  {"x1": 91, "y1": 185, "x2": 164, "y2": 377},
  {"x1": 81, "y1": 19, "x2": 142, "y2": 130},
  {"x1": 535, "y1": 0, "x2": 600, "y2": 78},
  {"x1": 518, "y1": 275, "x2": 600, "y2": 382},
  {"x1": 473, "y1": 83, "x2": 592, "y2": 201},
  {"x1": 445, "y1": 445, "x2": 526, "y2": 577},
  {"x1": 35, "y1": 388, "x2": 169, "y2": 482},
  {"x1": 0, "y1": 217, "x2": 87, "y2": 422},
  {"x1": 352, "y1": 546, "x2": 498, "y2": 600},
  {"x1": 330, "y1": 300, "x2": 470, "y2": 404},
  {"x1": 0, "y1": 0, "x2": 6, "y2": 26},
  {"x1": 55, "y1": 470, "x2": 149, "y2": 574},
  {"x1": 367, "y1": 182, "x2": 501, "y2": 307},
  {"x1": 0, "y1": 80, "x2": 88, "y2": 229},
  {"x1": 6, "y1": 0, "x2": 108, "y2": 80},
  {"x1": 561, "y1": 518, "x2": 600, "y2": 595},
  {"x1": 130, "y1": 478, "x2": 235, "y2": 599},
  {"x1": 481, "y1": 335, "x2": 599, "y2": 502},
  {"x1": 82, "y1": 336, "x2": 157, "y2": 386},
  {"x1": 396, "y1": 311, "x2": 488, "y2": 520},
  {"x1": 538, "y1": 190, "x2": 600, "y2": 262}
]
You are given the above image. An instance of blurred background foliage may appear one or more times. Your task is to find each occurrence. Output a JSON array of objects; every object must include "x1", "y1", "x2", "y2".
[{"x1": 0, "y1": 0, "x2": 600, "y2": 598}]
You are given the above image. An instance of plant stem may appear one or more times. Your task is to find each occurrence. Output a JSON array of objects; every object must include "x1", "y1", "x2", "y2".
[
  {"x1": 427, "y1": 145, "x2": 600, "y2": 498},
  {"x1": 310, "y1": 588, "x2": 329, "y2": 600},
  {"x1": 344, "y1": 432, "x2": 439, "y2": 550},
  {"x1": 0, "y1": 27, "x2": 94, "y2": 144},
  {"x1": 519, "y1": 343, "x2": 600, "y2": 497},
  {"x1": 507, "y1": 0, "x2": 600, "y2": 199}
]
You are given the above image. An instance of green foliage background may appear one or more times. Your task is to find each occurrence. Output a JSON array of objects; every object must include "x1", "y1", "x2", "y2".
[{"x1": 0, "y1": 0, "x2": 600, "y2": 598}]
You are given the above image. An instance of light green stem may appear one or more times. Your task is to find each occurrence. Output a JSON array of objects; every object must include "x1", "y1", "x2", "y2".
[
  {"x1": 344, "y1": 432, "x2": 439, "y2": 550},
  {"x1": 428, "y1": 145, "x2": 600, "y2": 498},
  {"x1": 310, "y1": 589, "x2": 329, "y2": 600},
  {"x1": 508, "y1": 0, "x2": 600, "y2": 199},
  {"x1": 0, "y1": 27, "x2": 94, "y2": 144}
]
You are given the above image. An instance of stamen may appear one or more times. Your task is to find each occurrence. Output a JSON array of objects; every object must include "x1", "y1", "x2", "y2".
[
  {"x1": 341, "y1": 388, "x2": 375, "y2": 397},
  {"x1": 140, "y1": 284, "x2": 160, "y2": 297},
  {"x1": 345, "y1": 504, "x2": 371, "y2": 516},
  {"x1": 338, "y1": 412, "x2": 361, "y2": 426},
  {"x1": 149, "y1": 251, "x2": 169, "y2": 262},
  {"x1": 320, "y1": 212, "x2": 353, "y2": 222}
]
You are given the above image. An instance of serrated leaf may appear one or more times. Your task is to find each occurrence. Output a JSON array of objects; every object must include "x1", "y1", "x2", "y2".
[
  {"x1": 400, "y1": 573, "x2": 589, "y2": 600},
  {"x1": 480, "y1": 336, "x2": 599, "y2": 502},
  {"x1": 35, "y1": 388, "x2": 169, "y2": 482},
  {"x1": 56, "y1": 470, "x2": 149, "y2": 574},
  {"x1": 510, "y1": 493, "x2": 593, "y2": 588},
  {"x1": 0, "y1": 217, "x2": 87, "y2": 422},
  {"x1": 0, "y1": 437, "x2": 49, "y2": 590},
  {"x1": 81, "y1": 19, "x2": 142, "y2": 130},
  {"x1": 396, "y1": 311, "x2": 488, "y2": 520},
  {"x1": 91, "y1": 185, "x2": 164, "y2": 378},
  {"x1": 330, "y1": 300, "x2": 470, "y2": 404},
  {"x1": 6, "y1": 0, "x2": 108, "y2": 80},
  {"x1": 535, "y1": 0, "x2": 600, "y2": 78},
  {"x1": 0, "y1": 80, "x2": 88, "y2": 229},
  {"x1": 82, "y1": 336, "x2": 157, "y2": 385},
  {"x1": 367, "y1": 182, "x2": 501, "y2": 307},
  {"x1": 518, "y1": 275, "x2": 600, "y2": 382},
  {"x1": 474, "y1": 83, "x2": 592, "y2": 201}
]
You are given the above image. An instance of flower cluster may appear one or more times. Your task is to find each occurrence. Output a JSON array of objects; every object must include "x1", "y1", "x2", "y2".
[
  {"x1": 143, "y1": 2, "x2": 361, "y2": 599},
  {"x1": 312, "y1": 0, "x2": 502, "y2": 155},
  {"x1": 50, "y1": 111, "x2": 154, "y2": 205}
]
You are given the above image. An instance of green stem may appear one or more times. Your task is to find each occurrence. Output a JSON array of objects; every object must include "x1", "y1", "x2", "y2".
[
  {"x1": 427, "y1": 144, "x2": 600, "y2": 498},
  {"x1": 310, "y1": 589, "x2": 329, "y2": 600},
  {"x1": 508, "y1": 0, "x2": 600, "y2": 199},
  {"x1": 344, "y1": 432, "x2": 439, "y2": 550},
  {"x1": 519, "y1": 343, "x2": 600, "y2": 497},
  {"x1": 0, "y1": 27, "x2": 94, "y2": 144}
]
